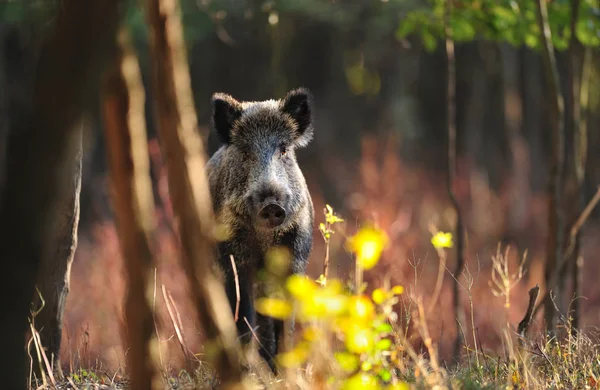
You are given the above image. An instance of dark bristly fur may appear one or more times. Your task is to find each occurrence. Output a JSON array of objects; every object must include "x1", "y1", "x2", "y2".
[{"x1": 206, "y1": 88, "x2": 315, "y2": 373}]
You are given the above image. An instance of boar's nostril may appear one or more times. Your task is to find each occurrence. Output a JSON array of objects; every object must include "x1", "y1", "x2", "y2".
[{"x1": 258, "y1": 204, "x2": 286, "y2": 228}]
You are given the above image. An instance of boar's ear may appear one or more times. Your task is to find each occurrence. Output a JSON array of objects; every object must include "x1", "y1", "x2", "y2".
[
  {"x1": 281, "y1": 88, "x2": 314, "y2": 147},
  {"x1": 211, "y1": 93, "x2": 243, "y2": 144}
]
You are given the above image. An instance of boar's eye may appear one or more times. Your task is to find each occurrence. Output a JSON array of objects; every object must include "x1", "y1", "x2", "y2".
[{"x1": 280, "y1": 144, "x2": 287, "y2": 157}]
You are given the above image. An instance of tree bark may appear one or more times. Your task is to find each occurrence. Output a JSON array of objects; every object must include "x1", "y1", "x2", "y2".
[
  {"x1": 0, "y1": 2, "x2": 122, "y2": 388},
  {"x1": 32, "y1": 129, "x2": 82, "y2": 374},
  {"x1": 566, "y1": 0, "x2": 586, "y2": 331},
  {"x1": 102, "y1": 28, "x2": 160, "y2": 390},
  {"x1": 535, "y1": 0, "x2": 566, "y2": 333},
  {"x1": 444, "y1": 0, "x2": 465, "y2": 363},
  {"x1": 144, "y1": 0, "x2": 245, "y2": 386}
]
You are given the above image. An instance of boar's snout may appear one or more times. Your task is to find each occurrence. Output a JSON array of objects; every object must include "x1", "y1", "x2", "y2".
[
  {"x1": 258, "y1": 202, "x2": 286, "y2": 228},
  {"x1": 248, "y1": 184, "x2": 292, "y2": 229}
]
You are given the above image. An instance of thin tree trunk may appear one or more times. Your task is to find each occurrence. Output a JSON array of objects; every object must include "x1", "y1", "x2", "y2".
[
  {"x1": 102, "y1": 28, "x2": 160, "y2": 390},
  {"x1": 0, "y1": 1, "x2": 122, "y2": 388},
  {"x1": 444, "y1": 0, "x2": 465, "y2": 362},
  {"x1": 144, "y1": 0, "x2": 245, "y2": 386},
  {"x1": 535, "y1": 0, "x2": 566, "y2": 333},
  {"x1": 568, "y1": 0, "x2": 589, "y2": 328},
  {"x1": 501, "y1": 44, "x2": 530, "y2": 239}
]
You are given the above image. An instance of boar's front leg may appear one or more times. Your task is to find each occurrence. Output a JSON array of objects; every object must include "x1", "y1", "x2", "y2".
[{"x1": 256, "y1": 224, "x2": 313, "y2": 374}]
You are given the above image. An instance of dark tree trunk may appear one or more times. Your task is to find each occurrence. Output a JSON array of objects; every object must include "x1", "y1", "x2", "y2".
[
  {"x1": 535, "y1": 0, "x2": 566, "y2": 333},
  {"x1": 565, "y1": 0, "x2": 584, "y2": 332},
  {"x1": 0, "y1": 2, "x2": 122, "y2": 388},
  {"x1": 32, "y1": 130, "x2": 82, "y2": 373}
]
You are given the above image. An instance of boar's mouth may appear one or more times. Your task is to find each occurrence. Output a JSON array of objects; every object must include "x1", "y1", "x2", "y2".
[{"x1": 256, "y1": 202, "x2": 287, "y2": 229}]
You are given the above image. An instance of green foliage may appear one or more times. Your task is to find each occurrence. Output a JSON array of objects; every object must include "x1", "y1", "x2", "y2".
[
  {"x1": 396, "y1": 0, "x2": 600, "y2": 52},
  {"x1": 0, "y1": 0, "x2": 57, "y2": 26}
]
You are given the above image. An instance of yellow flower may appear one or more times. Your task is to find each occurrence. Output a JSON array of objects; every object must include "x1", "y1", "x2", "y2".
[
  {"x1": 316, "y1": 273, "x2": 327, "y2": 286},
  {"x1": 255, "y1": 298, "x2": 292, "y2": 320},
  {"x1": 297, "y1": 280, "x2": 349, "y2": 320},
  {"x1": 372, "y1": 288, "x2": 387, "y2": 305},
  {"x1": 391, "y1": 285, "x2": 404, "y2": 295},
  {"x1": 345, "y1": 325, "x2": 375, "y2": 354},
  {"x1": 348, "y1": 295, "x2": 375, "y2": 322},
  {"x1": 302, "y1": 326, "x2": 322, "y2": 342},
  {"x1": 347, "y1": 226, "x2": 389, "y2": 270},
  {"x1": 277, "y1": 342, "x2": 310, "y2": 368},
  {"x1": 335, "y1": 352, "x2": 360, "y2": 373},
  {"x1": 342, "y1": 372, "x2": 381, "y2": 390},
  {"x1": 431, "y1": 231, "x2": 453, "y2": 249},
  {"x1": 286, "y1": 274, "x2": 318, "y2": 300},
  {"x1": 300, "y1": 293, "x2": 348, "y2": 320},
  {"x1": 325, "y1": 204, "x2": 345, "y2": 224}
]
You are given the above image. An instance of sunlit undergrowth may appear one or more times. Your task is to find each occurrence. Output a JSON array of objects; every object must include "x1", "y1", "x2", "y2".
[
  {"x1": 32, "y1": 204, "x2": 600, "y2": 390},
  {"x1": 243, "y1": 205, "x2": 600, "y2": 390}
]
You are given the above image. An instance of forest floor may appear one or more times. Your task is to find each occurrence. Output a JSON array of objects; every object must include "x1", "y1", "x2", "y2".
[{"x1": 28, "y1": 324, "x2": 600, "y2": 390}]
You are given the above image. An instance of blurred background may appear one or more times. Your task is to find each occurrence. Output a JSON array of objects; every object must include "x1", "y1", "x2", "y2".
[{"x1": 1, "y1": 0, "x2": 599, "y2": 374}]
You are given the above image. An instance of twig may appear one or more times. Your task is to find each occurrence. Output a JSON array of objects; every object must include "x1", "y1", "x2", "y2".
[
  {"x1": 230, "y1": 255, "x2": 241, "y2": 322},
  {"x1": 535, "y1": 343, "x2": 554, "y2": 369},
  {"x1": 427, "y1": 225, "x2": 446, "y2": 313},
  {"x1": 161, "y1": 284, "x2": 192, "y2": 369},
  {"x1": 518, "y1": 285, "x2": 540, "y2": 339},
  {"x1": 243, "y1": 317, "x2": 261, "y2": 346},
  {"x1": 152, "y1": 268, "x2": 164, "y2": 371},
  {"x1": 34, "y1": 330, "x2": 56, "y2": 388},
  {"x1": 67, "y1": 376, "x2": 79, "y2": 390}
]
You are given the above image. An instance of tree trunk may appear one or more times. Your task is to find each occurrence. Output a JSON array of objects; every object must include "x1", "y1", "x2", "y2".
[
  {"x1": 102, "y1": 28, "x2": 159, "y2": 390},
  {"x1": 535, "y1": 0, "x2": 566, "y2": 333},
  {"x1": 501, "y1": 44, "x2": 527, "y2": 231},
  {"x1": 0, "y1": 2, "x2": 122, "y2": 388},
  {"x1": 32, "y1": 129, "x2": 82, "y2": 373},
  {"x1": 444, "y1": 0, "x2": 465, "y2": 363},
  {"x1": 566, "y1": 0, "x2": 585, "y2": 331},
  {"x1": 144, "y1": 0, "x2": 245, "y2": 386}
]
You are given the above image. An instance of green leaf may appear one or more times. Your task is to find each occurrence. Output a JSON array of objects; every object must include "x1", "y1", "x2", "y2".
[
  {"x1": 376, "y1": 338, "x2": 393, "y2": 351},
  {"x1": 492, "y1": 5, "x2": 518, "y2": 26},
  {"x1": 524, "y1": 31, "x2": 540, "y2": 49},
  {"x1": 379, "y1": 368, "x2": 392, "y2": 382},
  {"x1": 577, "y1": 16, "x2": 600, "y2": 47},
  {"x1": 375, "y1": 322, "x2": 393, "y2": 334},
  {"x1": 396, "y1": 19, "x2": 417, "y2": 39},
  {"x1": 422, "y1": 29, "x2": 438, "y2": 52},
  {"x1": 452, "y1": 17, "x2": 476, "y2": 41}
]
